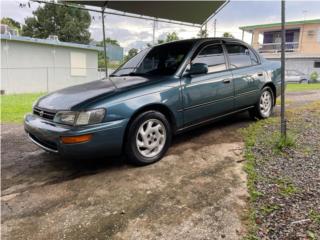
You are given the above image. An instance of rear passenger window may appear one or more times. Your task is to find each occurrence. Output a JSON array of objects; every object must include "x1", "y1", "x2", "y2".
[
  {"x1": 192, "y1": 44, "x2": 227, "y2": 73},
  {"x1": 226, "y1": 44, "x2": 258, "y2": 68}
]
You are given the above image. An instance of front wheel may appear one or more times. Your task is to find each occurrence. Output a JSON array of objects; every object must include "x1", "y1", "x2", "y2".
[
  {"x1": 249, "y1": 87, "x2": 274, "y2": 119},
  {"x1": 125, "y1": 111, "x2": 172, "y2": 165}
]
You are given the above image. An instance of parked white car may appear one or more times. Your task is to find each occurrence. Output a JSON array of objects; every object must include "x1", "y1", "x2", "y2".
[{"x1": 285, "y1": 70, "x2": 309, "y2": 84}]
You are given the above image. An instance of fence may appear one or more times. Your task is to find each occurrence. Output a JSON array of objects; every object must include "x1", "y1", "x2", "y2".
[
  {"x1": 0, "y1": 67, "x2": 115, "y2": 94},
  {"x1": 258, "y1": 42, "x2": 300, "y2": 53}
]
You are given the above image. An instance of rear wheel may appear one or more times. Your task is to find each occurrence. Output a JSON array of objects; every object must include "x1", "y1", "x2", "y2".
[
  {"x1": 249, "y1": 87, "x2": 274, "y2": 119},
  {"x1": 299, "y1": 79, "x2": 308, "y2": 84},
  {"x1": 125, "y1": 111, "x2": 172, "y2": 165}
]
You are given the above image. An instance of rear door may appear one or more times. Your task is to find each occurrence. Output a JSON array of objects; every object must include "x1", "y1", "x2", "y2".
[
  {"x1": 181, "y1": 43, "x2": 234, "y2": 126},
  {"x1": 225, "y1": 43, "x2": 265, "y2": 109}
]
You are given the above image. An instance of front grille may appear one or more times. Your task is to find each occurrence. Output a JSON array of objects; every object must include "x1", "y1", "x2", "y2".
[{"x1": 33, "y1": 107, "x2": 56, "y2": 120}]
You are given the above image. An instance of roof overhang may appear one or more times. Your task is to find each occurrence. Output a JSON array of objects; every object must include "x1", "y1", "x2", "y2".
[
  {"x1": 61, "y1": 1, "x2": 228, "y2": 26},
  {"x1": 239, "y1": 18, "x2": 320, "y2": 32}
]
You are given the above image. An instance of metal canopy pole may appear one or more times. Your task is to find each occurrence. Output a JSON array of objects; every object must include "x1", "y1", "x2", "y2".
[
  {"x1": 101, "y1": 9, "x2": 108, "y2": 78},
  {"x1": 152, "y1": 19, "x2": 156, "y2": 45},
  {"x1": 280, "y1": 0, "x2": 287, "y2": 137}
]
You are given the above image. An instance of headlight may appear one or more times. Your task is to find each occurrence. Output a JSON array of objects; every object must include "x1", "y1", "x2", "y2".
[
  {"x1": 54, "y1": 111, "x2": 78, "y2": 125},
  {"x1": 76, "y1": 109, "x2": 105, "y2": 126},
  {"x1": 53, "y1": 109, "x2": 105, "y2": 126}
]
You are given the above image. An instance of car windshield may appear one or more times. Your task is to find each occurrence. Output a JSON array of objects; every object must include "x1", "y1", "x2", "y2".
[{"x1": 111, "y1": 41, "x2": 194, "y2": 77}]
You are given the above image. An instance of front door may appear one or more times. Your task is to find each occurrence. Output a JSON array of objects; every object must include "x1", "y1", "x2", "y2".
[{"x1": 181, "y1": 43, "x2": 234, "y2": 126}]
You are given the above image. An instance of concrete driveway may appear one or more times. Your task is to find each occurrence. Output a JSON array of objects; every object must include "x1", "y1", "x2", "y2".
[
  {"x1": 2, "y1": 90, "x2": 319, "y2": 240},
  {"x1": 2, "y1": 115, "x2": 249, "y2": 240}
]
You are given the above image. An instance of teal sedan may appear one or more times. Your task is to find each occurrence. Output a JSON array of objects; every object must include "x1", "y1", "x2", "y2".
[{"x1": 25, "y1": 38, "x2": 281, "y2": 165}]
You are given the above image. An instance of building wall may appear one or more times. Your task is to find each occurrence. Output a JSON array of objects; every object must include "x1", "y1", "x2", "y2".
[
  {"x1": 251, "y1": 23, "x2": 320, "y2": 54},
  {"x1": 1, "y1": 40, "x2": 102, "y2": 94},
  {"x1": 106, "y1": 44, "x2": 124, "y2": 63},
  {"x1": 267, "y1": 57, "x2": 320, "y2": 77},
  {"x1": 299, "y1": 24, "x2": 320, "y2": 54}
]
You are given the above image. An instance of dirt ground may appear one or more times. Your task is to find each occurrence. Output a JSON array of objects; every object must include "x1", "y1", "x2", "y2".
[{"x1": 1, "y1": 90, "x2": 319, "y2": 240}]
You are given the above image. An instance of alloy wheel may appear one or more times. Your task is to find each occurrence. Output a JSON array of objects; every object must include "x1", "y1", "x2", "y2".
[
  {"x1": 136, "y1": 119, "x2": 166, "y2": 158},
  {"x1": 260, "y1": 90, "x2": 272, "y2": 117}
]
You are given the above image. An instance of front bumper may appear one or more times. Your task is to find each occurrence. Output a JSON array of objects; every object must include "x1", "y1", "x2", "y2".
[{"x1": 24, "y1": 114, "x2": 128, "y2": 158}]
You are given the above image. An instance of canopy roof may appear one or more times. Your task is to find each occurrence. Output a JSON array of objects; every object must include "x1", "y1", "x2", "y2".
[{"x1": 63, "y1": 1, "x2": 227, "y2": 25}]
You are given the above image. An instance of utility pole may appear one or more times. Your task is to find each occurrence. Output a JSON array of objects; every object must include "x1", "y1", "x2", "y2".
[
  {"x1": 101, "y1": 9, "x2": 108, "y2": 78},
  {"x1": 213, "y1": 19, "x2": 217, "y2": 37},
  {"x1": 280, "y1": 0, "x2": 286, "y2": 138}
]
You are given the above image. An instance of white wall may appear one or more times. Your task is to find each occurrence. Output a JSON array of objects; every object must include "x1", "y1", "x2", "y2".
[
  {"x1": 1, "y1": 40, "x2": 102, "y2": 94},
  {"x1": 267, "y1": 57, "x2": 320, "y2": 76}
]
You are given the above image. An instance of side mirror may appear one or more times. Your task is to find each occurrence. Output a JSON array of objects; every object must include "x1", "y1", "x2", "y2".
[{"x1": 187, "y1": 63, "x2": 208, "y2": 76}]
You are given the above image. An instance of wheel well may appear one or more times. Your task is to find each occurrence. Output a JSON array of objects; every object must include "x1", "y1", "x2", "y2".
[
  {"x1": 123, "y1": 104, "x2": 177, "y2": 150},
  {"x1": 263, "y1": 82, "x2": 277, "y2": 105}
]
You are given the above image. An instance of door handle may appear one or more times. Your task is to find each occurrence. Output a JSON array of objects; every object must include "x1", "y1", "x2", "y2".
[
  {"x1": 257, "y1": 72, "x2": 264, "y2": 77},
  {"x1": 223, "y1": 79, "x2": 231, "y2": 84}
]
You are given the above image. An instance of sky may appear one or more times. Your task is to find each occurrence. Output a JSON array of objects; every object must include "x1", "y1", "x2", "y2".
[{"x1": 1, "y1": 0, "x2": 320, "y2": 53}]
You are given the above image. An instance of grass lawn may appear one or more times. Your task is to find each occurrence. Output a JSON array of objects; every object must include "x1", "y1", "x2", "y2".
[
  {"x1": 1, "y1": 83, "x2": 319, "y2": 124},
  {"x1": 286, "y1": 83, "x2": 320, "y2": 92},
  {"x1": 1, "y1": 93, "x2": 44, "y2": 123}
]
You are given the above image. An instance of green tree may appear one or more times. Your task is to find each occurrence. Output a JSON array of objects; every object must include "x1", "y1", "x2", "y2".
[
  {"x1": 124, "y1": 48, "x2": 139, "y2": 62},
  {"x1": 165, "y1": 32, "x2": 179, "y2": 42},
  {"x1": 222, "y1": 32, "x2": 234, "y2": 38},
  {"x1": 97, "y1": 38, "x2": 120, "y2": 47},
  {"x1": 21, "y1": 4, "x2": 91, "y2": 44},
  {"x1": 1, "y1": 17, "x2": 21, "y2": 31},
  {"x1": 310, "y1": 71, "x2": 319, "y2": 83},
  {"x1": 197, "y1": 28, "x2": 208, "y2": 38},
  {"x1": 157, "y1": 32, "x2": 179, "y2": 44},
  {"x1": 97, "y1": 38, "x2": 120, "y2": 68}
]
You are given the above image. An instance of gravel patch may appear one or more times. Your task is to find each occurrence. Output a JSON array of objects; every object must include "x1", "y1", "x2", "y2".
[{"x1": 246, "y1": 101, "x2": 320, "y2": 239}]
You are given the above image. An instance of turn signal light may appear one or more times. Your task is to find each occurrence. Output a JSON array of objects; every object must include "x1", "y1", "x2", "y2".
[{"x1": 61, "y1": 134, "x2": 92, "y2": 144}]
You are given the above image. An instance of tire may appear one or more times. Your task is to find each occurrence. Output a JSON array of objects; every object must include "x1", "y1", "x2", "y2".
[
  {"x1": 249, "y1": 86, "x2": 274, "y2": 120},
  {"x1": 125, "y1": 111, "x2": 172, "y2": 166},
  {"x1": 299, "y1": 79, "x2": 308, "y2": 84}
]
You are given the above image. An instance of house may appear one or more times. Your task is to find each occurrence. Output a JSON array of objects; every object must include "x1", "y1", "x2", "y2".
[
  {"x1": 240, "y1": 19, "x2": 320, "y2": 76},
  {"x1": 1, "y1": 34, "x2": 104, "y2": 94},
  {"x1": 105, "y1": 44, "x2": 124, "y2": 64},
  {"x1": 0, "y1": 24, "x2": 19, "y2": 36},
  {"x1": 90, "y1": 40, "x2": 124, "y2": 64}
]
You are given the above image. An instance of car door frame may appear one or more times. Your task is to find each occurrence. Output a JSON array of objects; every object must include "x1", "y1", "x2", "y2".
[{"x1": 178, "y1": 40, "x2": 235, "y2": 128}]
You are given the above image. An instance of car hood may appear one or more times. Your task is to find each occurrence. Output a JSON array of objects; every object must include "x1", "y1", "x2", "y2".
[{"x1": 36, "y1": 77, "x2": 151, "y2": 110}]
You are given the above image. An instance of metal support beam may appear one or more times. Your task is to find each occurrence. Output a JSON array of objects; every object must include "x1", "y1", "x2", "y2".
[
  {"x1": 152, "y1": 19, "x2": 156, "y2": 45},
  {"x1": 251, "y1": 31, "x2": 254, "y2": 45},
  {"x1": 280, "y1": 0, "x2": 287, "y2": 138},
  {"x1": 101, "y1": 10, "x2": 108, "y2": 77}
]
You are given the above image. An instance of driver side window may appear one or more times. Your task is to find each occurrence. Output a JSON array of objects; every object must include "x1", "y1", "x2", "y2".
[{"x1": 192, "y1": 44, "x2": 227, "y2": 74}]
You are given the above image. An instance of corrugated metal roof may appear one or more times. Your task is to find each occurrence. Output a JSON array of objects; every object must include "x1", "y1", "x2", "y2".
[
  {"x1": 239, "y1": 19, "x2": 320, "y2": 32},
  {"x1": 0, "y1": 34, "x2": 103, "y2": 51}
]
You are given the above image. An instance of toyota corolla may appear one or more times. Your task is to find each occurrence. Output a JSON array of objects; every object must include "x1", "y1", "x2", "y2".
[{"x1": 25, "y1": 38, "x2": 281, "y2": 165}]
